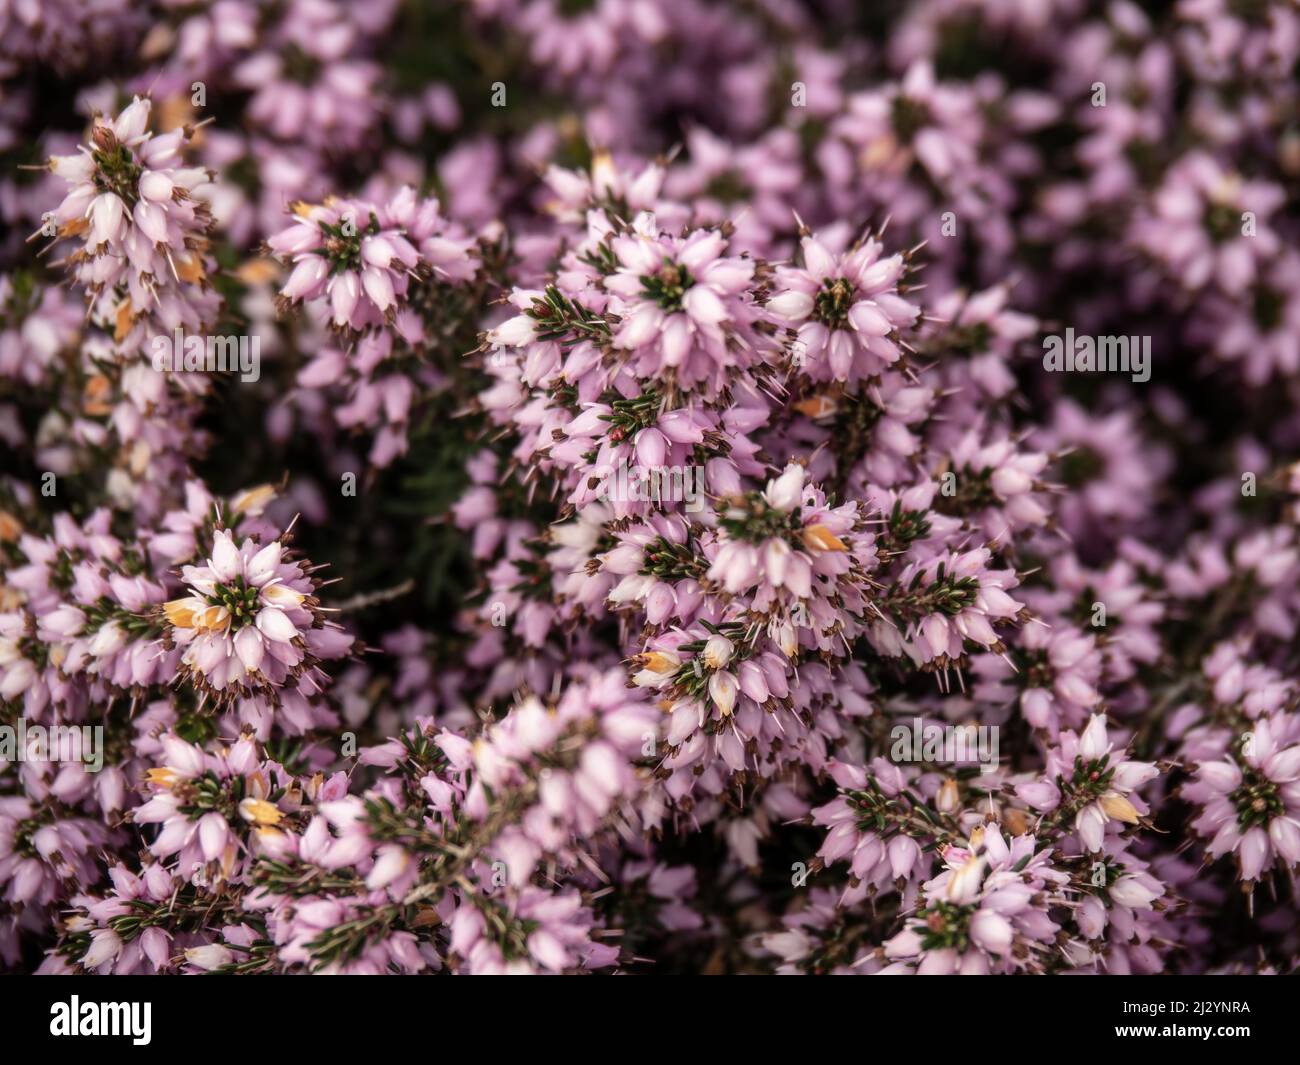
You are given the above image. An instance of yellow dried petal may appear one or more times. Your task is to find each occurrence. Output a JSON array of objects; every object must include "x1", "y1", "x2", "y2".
[
  {"x1": 145, "y1": 767, "x2": 178, "y2": 789},
  {"x1": 114, "y1": 301, "x2": 134, "y2": 342},
  {"x1": 174, "y1": 254, "x2": 206, "y2": 284},
  {"x1": 1099, "y1": 791, "x2": 1140, "y2": 824},
  {"x1": 195, "y1": 605, "x2": 230, "y2": 634},
  {"x1": 235, "y1": 258, "x2": 281, "y2": 285},
  {"x1": 163, "y1": 597, "x2": 197, "y2": 629},
  {"x1": 239, "y1": 798, "x2": 284, "y2": 826},
  {"x1": 0, "y1": 511, "x2": 22, "y2": 542},
  {"x1": 230, "y1": 483, "x2": 277, "y2": 515},
  {"x1": 1002, "y1": 807, "x2": 1029, "y2": 837},
  {"x1": 801, "y1": 524, "x2": 847, "y2": 552},
  {"x1": 639, "y1": 651, "x2": 679, "y2": 674},
  {"x1": 157, "y1": 94, "x2": 195, "y2": 133},
  {"x1": 793, "y1": 395, "x2": 837, "y2": 419},
  {"x1": 138, "y1": 24, "x2": 175, "y2": 63},
  {"x1": 83, "y1": 374, "x2": 113, "y2": 416}
]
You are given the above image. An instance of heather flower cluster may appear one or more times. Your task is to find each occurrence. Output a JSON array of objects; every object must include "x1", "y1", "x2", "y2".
[{"x1": 3, "y1": 0, "x2": 1300, "y2": 977}]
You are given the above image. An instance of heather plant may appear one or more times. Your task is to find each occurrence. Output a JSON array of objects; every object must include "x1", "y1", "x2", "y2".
[{"x1": 1, "y1": 0, "x2": 1300, "y2": 977}]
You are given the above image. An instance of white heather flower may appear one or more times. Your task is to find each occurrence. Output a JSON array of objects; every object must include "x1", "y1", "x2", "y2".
[
  {"x1": 1057, "y1": 715, "x2": 1157, "y2": 852},
  {"x1": 184, "y1": 945, "x2": 234, "y2": 971},
  {"x1": 82, "y1": 929, "x2": 123, "y2": 970},
  {"x1": 46, "y1": 96, "x2": 219, "y2": 343},
  {"x1": 366, "y1": 844, "x2": 412, "y2": 891},
  {"x1": 163, "y1": 528, "x2": 335, "y2": 702},
  {"x1": 764, "y1": 464, "x2": 805, "y2": 512},
  {"x1": 702, "y1": 634, "x2": 734, "y2": 669},
  {"x1": 709, "y1": 670, "x2": 738, "y2": 716},
  {"x1": 632, "y1": 650, "x2": 681, "y2": 688},
  {"x1": 1109, "y1": 875, "x2": 1159, "y2": 909}
]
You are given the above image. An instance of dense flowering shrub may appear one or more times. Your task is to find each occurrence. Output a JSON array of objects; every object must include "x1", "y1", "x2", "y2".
[{"x1": 2, "y1": 0, "x2": 1300, "y2": 976}]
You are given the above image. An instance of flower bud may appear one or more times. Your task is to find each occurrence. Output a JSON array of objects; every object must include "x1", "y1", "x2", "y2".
[
  {"x1": 1099, "y1": 791, "x2": 1140, "y2": 824},
  {"x1": 702, "y1": 634, "x2": 734, "y2": 670},
  {"x1": 709, "y1": 670, "x2": 738, "y2": 716}
]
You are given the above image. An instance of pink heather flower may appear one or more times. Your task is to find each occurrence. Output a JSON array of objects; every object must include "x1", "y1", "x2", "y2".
[
  {"x1": 767, "y1": 231, "x2": 920, "y2": 384},
  {"x1": 933, "y1": 426, "x2": 1052, "y2": 539},
  {"x1": 538, "y1": 153, "x2": 666, "y2": 225},
  {"x1": 470, "y1": 672, "x2": 656, "y2": 883},
  {"x1": 0, "y1": 278, "x2": 82, "y2": 387},
  {"x1": 1036, "y1": 399, "x2": 1170, "y2": 537},
  {"x1": 1184, "y1": 712, "x2": 1300, "y2": 883},
  {"x1": 1133, "y1": 150, "x2": 1283, "y2": 296},
  {"x1": 230, "y1": 0, "x2": 391, "y2": 152},
  {"x1": 450, "y1": 884, "x2": 611, "y2": 974},
  {"x1": 1177, "y1": 0, "x2": 1300, "y2": 83},
  {"x1": 1188, "y1": 251, "x2": 1300, "y2": 385},
  {"x1": 1042, "y1": 552, "x2": 1164, "y2": 685},
  {"x1": 517, "y1": 0, "x2": 666, "y2": 78},
  {"x1": 602, "y1": 215, "x2": 759, "y2": 392},
  {"x1": 45, "y1": 96, "x2": 219, "y2": 346},
  {"x1": 164, "y1": 528, "x2": 343, "y2": 703},
  {"x1": 11, "y1": 0, "x2": 1300, "y2": 980},
  {"x1": 871, "y1": 547, "x2": 1023, "y2": 669},
  {"x1": 601, "y1": 512, "x2": 708, "y2": 627},
  {"x1": 270, "y1": 184, "x2": 476, "y2": 337},
  {"x1": 881, "y1": 825, "x2": 1069, "y2": 974},
  {"x1": 1022, "y1": 715, "x2": 1159, "y2": 852},
  {"x1": 131, "y1": 734, "x2": 293, "y2": 878},
  {"x1": 1068, "y1": 837, "x2": 1167, "y2": 972},
  {"x1": 811, "y1": 757, "x2": 931, "y2": 903},
  {"x1": 976, "y1": 617, "x2": 1103, "y2": 737},
  {"x1": 268, "y1": 195, "x2": 422, "y2": 331},
  {"x1": 707, "y1": 464, "x2": 864, "y2": 619},
  {"x1": 0, "y1": 798, "x2": 111, "y2": 932}
]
